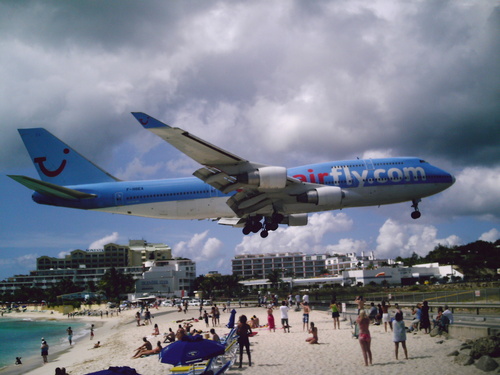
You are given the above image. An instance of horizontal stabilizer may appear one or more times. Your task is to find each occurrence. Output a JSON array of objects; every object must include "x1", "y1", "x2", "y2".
[{"x1": 8, "y1": 175, "x2": 97, "y2": 200}]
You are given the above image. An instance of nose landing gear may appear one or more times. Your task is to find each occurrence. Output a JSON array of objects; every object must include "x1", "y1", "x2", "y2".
[{"x1": 411, "y1": 199, "x2": 421, "y2": 219}]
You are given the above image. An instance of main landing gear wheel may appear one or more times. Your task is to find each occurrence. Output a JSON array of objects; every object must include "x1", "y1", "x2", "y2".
[
  {"x1": 242, "y1": 214, "x2": 283, "y2": 238},
  {"x1": 411, "y1": 199, "x2": 421, "y2": 220}
]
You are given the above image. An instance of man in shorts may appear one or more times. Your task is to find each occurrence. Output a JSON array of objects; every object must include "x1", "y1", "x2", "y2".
[
  {"x1": 280, "y1": 301, "x2": 290, "y2": 333},
  {"x1": 302, "y1": 301, "x2": 311, "y2": 331}
]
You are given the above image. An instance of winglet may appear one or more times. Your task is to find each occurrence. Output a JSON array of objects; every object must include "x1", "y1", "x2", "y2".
[{"x1": 131, "y1": 112, "x2": 171, "y2": 129}]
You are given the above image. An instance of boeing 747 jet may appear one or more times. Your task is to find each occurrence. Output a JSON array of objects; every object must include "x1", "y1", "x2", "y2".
[{"x1": 9, "y1": 113, "x2": 455, "y2": 238}]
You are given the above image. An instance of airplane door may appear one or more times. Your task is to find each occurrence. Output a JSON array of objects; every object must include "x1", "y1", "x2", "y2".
[
  {"x1": 364, "y1": 159, "x2": 374, "y2": 170},
  {"x1": 115, "y1": 192, "x2": 124, "y2": 206}
]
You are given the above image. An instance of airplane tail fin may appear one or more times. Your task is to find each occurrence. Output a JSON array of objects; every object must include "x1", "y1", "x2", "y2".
[{"x1": 18, "y1": 128, "x2": 118, "y2": 186}]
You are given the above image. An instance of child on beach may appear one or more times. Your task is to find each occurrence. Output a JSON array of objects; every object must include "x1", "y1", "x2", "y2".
[
  {"x1": 305, "y1": 322, "x2": 318, "y2": 344},
  {"x1": 152, "y1": 323, "x2": 160, "y2": 336},
  {"x1": 357, "y1": 310, "x2": 372, "y2": 366},
  {"x1": 393, "y1": 312, "x2": 408, "y2": 360}
]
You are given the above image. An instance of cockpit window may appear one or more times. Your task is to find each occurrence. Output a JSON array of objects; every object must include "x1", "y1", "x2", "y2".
[{"x1": 419, "y1": 160, "x2": 427, "y2": 163}]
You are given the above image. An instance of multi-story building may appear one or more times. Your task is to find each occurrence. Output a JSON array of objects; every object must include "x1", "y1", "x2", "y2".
[
  {"x1": 0, "y1": 240, "x2": 194, "y2": 298},
  {"x1": 135, "y1": 259, "x2": 197, "y2": 297},
  {"x1": 36, "y1": 240, "x2": 172, "y2": 270},
  {"x1": 325, "y1": 251, "x2": 395, "y2": 275},
  {"x1": 232, "y1": 252, "x2": 328, "y2": 279}
]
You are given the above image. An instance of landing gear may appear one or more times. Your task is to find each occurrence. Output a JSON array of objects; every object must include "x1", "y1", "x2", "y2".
[
  {"x1": 242, "y1": 214, "x2": 283, "y2": 238},
  {"x1": 411, "y1": 199, "x2": 421, "y2": 219}
]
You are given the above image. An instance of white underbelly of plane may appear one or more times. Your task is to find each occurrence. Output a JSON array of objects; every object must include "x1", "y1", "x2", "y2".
[{"x1": 95, "y1": 197, "x2": 235, "y2": 220}]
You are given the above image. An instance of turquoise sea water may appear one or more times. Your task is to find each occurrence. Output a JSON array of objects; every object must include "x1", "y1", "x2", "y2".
[{"x1": 0, "y1": 317, "x2": 86, "y2": 369}]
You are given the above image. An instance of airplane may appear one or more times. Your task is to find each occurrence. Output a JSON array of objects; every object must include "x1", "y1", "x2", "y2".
[{"x1": 9, "y1": 112, "x2": 455, "y2": 238}]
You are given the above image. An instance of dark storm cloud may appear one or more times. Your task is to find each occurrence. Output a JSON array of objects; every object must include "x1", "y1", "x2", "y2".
[{"x1": 1, "y1": 1, "x2": 498, "y2": 173}]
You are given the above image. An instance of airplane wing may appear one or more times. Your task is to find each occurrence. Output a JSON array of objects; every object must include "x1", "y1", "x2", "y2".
[{"x1": 131, "y1": 112, "x2": 325, "y2": 218}]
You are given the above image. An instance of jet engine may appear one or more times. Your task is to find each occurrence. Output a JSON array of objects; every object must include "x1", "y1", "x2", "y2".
[
  {"x1": 297, "y1": 186, "x2": 343, "y2": 208},
  {"x1": 237, "y1": 166, "x2": 287, "y2": 189}
]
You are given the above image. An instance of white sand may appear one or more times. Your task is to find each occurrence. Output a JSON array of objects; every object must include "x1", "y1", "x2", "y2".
[{"x1": 1, "y1": 305, "x2": 480, "y2": 375}]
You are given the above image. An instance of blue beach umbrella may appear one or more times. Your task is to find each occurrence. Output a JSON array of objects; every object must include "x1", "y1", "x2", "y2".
[
  {"x1": 226, "y1": 309, "x2": 237, "y2": 328},
  {"x1": 84, "y1": 366, "x2": 141, "y2": 375},
  {"x1": 160, "y1": 335, "x2": 225, "y2": 365}
]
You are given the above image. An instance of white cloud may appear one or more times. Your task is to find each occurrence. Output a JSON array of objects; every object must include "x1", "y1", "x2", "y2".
[
  {"x1": 88, "y1": 232, "x2": 119, "y2": 250},
  {"x1": 325, "y1": 238, "x2": 370, "y2": 255},
  {"x1": 434, "y1": 166, "x2": 500, "y2": 220},
  {"x1": 375, "y1": 218, "x2": 461, "y2": 259},
  {"x1": 173, "y1": 231, "x2": 223, "y2": 271},
  {"x1": 115, "y1": 158, "x2": 165, "y2": 181},
  {"x1": 235, "y1": 212, "x2": 353, "y2": 254},
  {"x1": 0, "y1": 254, "x2": 38, "y2": 272},
  {"x1": 479, "y1": 228, "x2": 499, "y2": 243}
]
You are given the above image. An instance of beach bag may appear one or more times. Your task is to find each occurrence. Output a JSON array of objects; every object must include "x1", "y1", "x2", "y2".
[{"x1": 429, "y1": 326, "x2": 439, "y2": 337}]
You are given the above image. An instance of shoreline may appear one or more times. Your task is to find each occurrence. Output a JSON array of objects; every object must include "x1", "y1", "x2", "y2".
[
  {"x1": 0, "y1": 312, "x2": 106, "y2": 375},
  {"x1": 1, "y1": 305, "x2": 484, "y2": 375}
]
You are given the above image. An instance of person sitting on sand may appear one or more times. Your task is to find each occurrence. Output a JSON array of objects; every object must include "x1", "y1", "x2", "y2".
[
  {"x1": 305, "y1": 322, "x2": 318, "y2": 344},
  {"x1": 93, "y1": 341, "x2": 101, "y2": 348},
  {"x1": 249, "y1": 315, "x2": 259, "y2": 328},
  {"x1": 152, "y1": 323, "x2": 160, "y2": 336},
  {"x1": 132, "y1": 337, "x2": 152, "y2": 358},
  {"x1": 132, "y1": 341, "x2": 162, "y2": 358},
  {"x1": 210, "y1": 328, "x2": 220, "y2": 342},
  {"x1": 176, "y1": 325, "x2": 186, "y2": 341},
  {"x1": 164, "y1": 328, "x2": 175, "y2": 343}
]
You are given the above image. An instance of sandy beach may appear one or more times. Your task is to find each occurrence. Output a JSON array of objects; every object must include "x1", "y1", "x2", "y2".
[{"x1": 0, "y1": 305, "x2": 482, "y2": 375}]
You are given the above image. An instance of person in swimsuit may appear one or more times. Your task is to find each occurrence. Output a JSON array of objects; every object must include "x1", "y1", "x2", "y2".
[
  {"x1": 305, "y1": 322, "x2": 318, "y2": 344},
  {"x1": 357, "y1": 310, "x2": 372, "y2": 366}
]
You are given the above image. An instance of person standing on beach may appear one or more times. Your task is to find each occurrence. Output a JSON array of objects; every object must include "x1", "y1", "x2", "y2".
[
  {"x1": 355, "y1": 296, "x2": 365, "y2": 314},
  {"x1": 357, "y1": 310, "x2": 372, "y2": 366},
  {"x1": 236, "y1": 315, "x2": 252, "y2": 368},
  {"x1": 90, "y1": 324, "x2": 94, "y2": 340},
  {"x1": 420, "y1": 301, "x2": 430, "y2": 334},
  {"x1": 330, "y1": 299, "x2": 340, "y2": 329},
  {"x1": 302, "y1": 301, "x2": 311, "y2": 331},
  {"x1": 267, "y1": 306, "x2": 276, "y2": 332},
  {"x1": 66, "y1": 327, "x2": 73, "y2": 346},
  {"x1": 41, "y1": 339, "x2": 49, "y2": 364},
  {"x1": 203, "y1": 310, "x2": 209, "y2": 327},
  {"x1": 381, "y1": 300, "x2": 392, "y2": 332},
  {"x1": 280, "y1": 300, "x2": 290, "y2": 333},
  {"x1": 393, "y1": 312, "x2": 408, "y2": 360}
]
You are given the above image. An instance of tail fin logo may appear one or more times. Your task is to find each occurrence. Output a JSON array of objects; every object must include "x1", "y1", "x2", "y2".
[
  {"x1": 34, "y1": 148, "x2": 70, "y2": 177},
  {"x1": 138, "y1": 117, "x2": 149, "y2": 125}
]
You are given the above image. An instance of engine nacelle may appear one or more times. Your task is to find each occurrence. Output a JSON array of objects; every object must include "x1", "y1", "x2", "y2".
[
  {"x1": 286, "y1": 213, "x2": 308, "y2": 226},
  {"x1": 238, "y1": 166, "x2": 287, "y2": 189},
  {"x1": 297, "y1": 186, "x2": 343, "y2": 208}
]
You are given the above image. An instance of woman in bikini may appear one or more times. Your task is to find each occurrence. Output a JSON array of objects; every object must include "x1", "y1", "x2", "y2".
[{"x1": 357, "y1": 310, "x2": 372, "y2": 366}]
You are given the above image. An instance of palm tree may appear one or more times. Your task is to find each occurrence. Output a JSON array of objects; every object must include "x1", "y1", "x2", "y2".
[{"x1": 267, "y1": 269, "x2": 282, "y2": 289}]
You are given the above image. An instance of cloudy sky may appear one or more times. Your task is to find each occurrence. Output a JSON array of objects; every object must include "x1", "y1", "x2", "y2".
[{"x1": 1, "y1": 0, "x2": 499, "y2": 281}]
